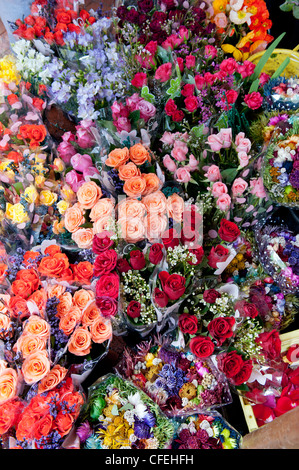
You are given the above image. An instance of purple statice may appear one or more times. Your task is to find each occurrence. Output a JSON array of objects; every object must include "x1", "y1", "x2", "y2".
[
  {"x1": 45, "y1": 296, "x2": 68, "y2": 361},
  {"x1": 76, "y1": 421, "x2": 93, "y2": 443},
  {"x1": 134, "y1": 416, "x2": 153, "y2": 439},
  {"x1": 154, "y1": 364, "x2": 187, "y2": 396},
  {"x1": 107, "y1": 168, "x2": 124, "y2": 194},
  {"x1": 289, "y1": 169, "x2": 299, "y2": 189},
  {"x1": 158, "y1": 346, "x2": 180, "y2": 366}
]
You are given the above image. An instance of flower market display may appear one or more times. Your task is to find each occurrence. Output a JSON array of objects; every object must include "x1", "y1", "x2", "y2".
[{"x1": 0, "y1": 0, "x2": 298, "y2": 451}]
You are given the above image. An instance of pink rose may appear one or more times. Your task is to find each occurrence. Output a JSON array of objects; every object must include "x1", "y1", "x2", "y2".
[
  {"x1": 195, "y1": 75, "x2": 205, "y2": 90},
  {"x1": 204, "y1": 164, "x2": 221, "y2": 182},
  {"x1": 111, "y1": 101, "x2": 129, "y2": 119},
  {"x1": 65, "y1": 170, "x2": 84, "y2": 192},
  {"x1": 218, "y1": 128, "x2": 232, "y2": 148},
  {"x1": 185, "y1": 54, "x2": 196, "y2": 68},
  {"x1": 237, "y1": 60, "x2": 256, "y2": 78},
  {"x1": 114, "y1": 117, "x2": 131, "y2": 133},
  {"x1": 204, "y1": 45, "x2": 217, "y2": 58},
  {"x1": 175, "y1": 167, "x2": 191, "y2": 183},
  {"x1": 222, "y1": 90, "x2": 238, "y2": 110},
  {"x1": 154, "y1": 62, "x2": 172, "y2": 82},
  {"x1": 216, "y1": 193, "x2": 231, "y2": 212},
  {"x1": 207, "y1": 133, "x2": 223, "y2": 152},
  {"x1": 178, "y1": 26, "x2": 188, "y2": 40},
  {"x1": 78, "y1": 120, "x2": 93, "y2": 130},
  {"x1": 163, "y1": 154, "x2": 177, "y2": 172},
  {"x1": 160, "y1": 131, "x2": 175, "y2": 146},
  {"x1": 212, "y1": 181, "x2": 228, "y2": 198},
  {"x1": 204, "y1": 72, "x2": 216, "y2": 85},
  {"x1": 184, "y1": 95, "x2": 198, "y2": 112},
  {"x1": 171, "y1": 140, "x2": 188, "y2": 161},
  {"x1": 61, "y1": 131, "x2": 75, "y2": 143},
  {"x1": 235, "y1": 132, "x2": 251, "y2": 153},
  {"x1": 244, "y1": 92, "x2": 263, "y2": 110},
  {"x1": 259, "y1": 72, "x2": 271, "y2": 86},
  {"x1": 238, "y1": 151, "x2": 249, "y2": 168},
  {"x1": 136, "y1": 99, "x2": 156, "y2": 122},
  {"x1": 187, "y1": 154, "x2": 199, "y2": 172},
  {"x1": 70, "y1": 153, "x2": 93, "y2": 173},
  {"x1": 231, "y1": 177, "x2": 248, "y2": 196},
  {"x1": 57, "y1": 141, "x2": 77, "y2": 164},
  {"x1": 76, "y1": 127, "x2": 95, "y2": 149},
  {"x1": 181, "y1": 84, "x2": 195, "y2": 97},
  {"x1": 131, "y1": 72, "x2": 147, "y2": 88},
  {"x1": 250, "y1": 177, "x2": 267, "y2": 198},
  {"x1": 126, "y1": 93, "x2": 142, "y2": 113},
  {"x1": 220, "y1": 58, "x2": 238, "y2": 75},
  {"x1": 214, "y1": 12, "x2": 227, "y2": 28},
  {"x1": 145, "y1": 40, "x2": 158, "y2": 55},
  {"x1": 83, "y1": 166, "x2": 100, "y2": 179}
]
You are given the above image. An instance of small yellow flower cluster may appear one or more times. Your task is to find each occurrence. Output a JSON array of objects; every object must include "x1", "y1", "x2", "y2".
[{"x1": 0, "y1": 55, "x2": 20, "y2": 85}]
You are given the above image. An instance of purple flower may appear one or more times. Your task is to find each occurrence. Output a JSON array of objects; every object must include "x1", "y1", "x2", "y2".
[{"x1": 76, "y1": 421, "x2": 93, "y2": 443}]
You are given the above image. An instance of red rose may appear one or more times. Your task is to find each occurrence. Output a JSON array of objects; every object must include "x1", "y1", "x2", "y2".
[
  {"x1": 172, "y1": 109, "x2": 184, "y2": 122},
  {"x1": 165, "y1": 99, "x2": 177, "y2": 116},
  {"x1": 129, "y1": 250, "x2": 146, "y2": 270},
  {"x1": 189, "y1": 336, "x2": 214, "y2": 358},
  {"x1": 149, "y1": 243, "x2": 164, "y2": 265},
  {"x1": 182, "y1": 208, "x2": 202, "y2": 231},
  {"x1": 244, "y1": 91, "x2": 263, "y2": 110},
  {"x1": 159, "y1": 271, "x2": 186, "y2": 301},
  {"x1": 24, "y1": 15, "x2": 35, "y2": 26},
  {"x1": 161, "y1": 228, "x2": 180, "y2": 250},
  {"x1": 207, "y1": 245, "x2": 230, "y2": 269},
  {"x1": 180, "y1": 227, "x2": 200, "y2": 247},
  {"x1": 218, "y1": 219, "x2": 240, "y2": 243},
  {"x1": 79, "y1": 9, "x2": 90, "y2": 22},
  {"x1": 256, "y1": 330, "x2": 281, "y2": 360},
  {"x1": 217, "y1": 350, "x2": 244, "y2": 379},
  {"x1": 127, "y1": 300, "x2": 141, "y2": 319},
  {"x1": 154, "y1": 288, "x2": 168, "y2": 308},
  {"x1": 178, "y1": 313, "x2": 198, "y2": 335},
  {"x1": 94, "y1": 249, "x2": 118, "y2": 277},
  {"x1": 203, "y1": 289, "x2": 221, "y2": 304},
  {"x1": 92, "y1": 231, "x2": 114, "y2": 254},
  {"x1": 181, "y1": 84, "x2": 195, "y2": 97},
  {"x1": 95, "y1": 296, "x2": 118, "y2": 317},
  {"x1": 144, "y1": 40, "x2": 158, "y2": 55},
  {"x1": 187, "y1": 246, "x2": 204, "y2": 265},
  {"x1": 207, "y1": 316, "x2": 235, "y2": 346},
  {"x1": 131, "y1": 72, "x2": 147, "y2": 88},
  {"x1": 184, "y1": 95, "x2": 198, "y2": 112},
  {"x1": 232, "y1": 359, "x2": 253, "y2": 386},
  {"x1": 96, "y1": 273, "x2": 119, "y2": 299},
  {"x1": 234, "y1": 300, "x2": 258, "y2": 319},
  {"x1": 117, "y1": 258, "x2": 131, "y2": 273}
]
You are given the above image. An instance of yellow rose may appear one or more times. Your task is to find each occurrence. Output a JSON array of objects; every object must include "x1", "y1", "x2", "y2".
[
  {"x1": 34, "y1": 153, "x2": 47, "y2": 164},
  {"x1": 57, "y1": 200, "x2": 69, "y2": 215},
  {"x1": 61, "y1": 185, "x2": 76, "y2": 203},
  {"x1": 5, "y1": 203, "x2": 29, "y2": 224},
  {"x1": 23, "y1": 185, "x2": 39, "y2": 204},
  {"x1": 35, "y1": 175, "x2": 46, "y2": 188},
  {"x1": 0, "y1": 161, "x2": 15, "y2": 180},
  {"x1": 53, "y1": 158, "x2": 65, "y2": 173},
  {"x1": 39, "y1": 190, "x2": 58, "y2": 206}
]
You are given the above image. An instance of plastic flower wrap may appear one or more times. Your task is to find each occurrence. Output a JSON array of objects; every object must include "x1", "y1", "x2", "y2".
[
  {"x1": 114, "y1": 337, "x2": 232, "y2": 417},
  {"x1": 262, "y1": 113, "x2": 299, "y2": 208},
  {"x1": 71, "y1": 373, "x2": 175, "y2": 449},
  {"x1": 171, "y1": 411, "x2": 242, "y2": 449},
  {"x1": 263, "y1": 77, "x2": 299, "y2": 112}
]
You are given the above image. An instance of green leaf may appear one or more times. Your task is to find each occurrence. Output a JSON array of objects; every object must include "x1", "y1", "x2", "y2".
[
  {"x1": 129, "y1": 109, "x2": 141, "y2": 124},
  {"x1": 271, "y1": 56, "x2": 290, "y2": 78},
  {"x1": 293, "y1": 5, "x2": 299, "y2": 18},
  {"x1": 221, "y1": 167, "x2": 239, "y2": 184},
  {"x1": 141, "y1": 85, "x2": 155, "y2": 104},
  {"x1": 191, "y1": 125, "x2": 204, "y2": 138},
  {"x1": 250, "y1": 32, "x2": 286, "y2": 81},
  {"x1": 157, "y1": 45, "x2": 172, "y2": 63},
  {"x1": 111, "y1": 404, "x2": 119, "y2": 416},
  {"x1": 248, "y1": 77, "x2": 260, "y2": 93},
  {"x1": 279, "y1": 2, "x2": 294, "y2": 12},
  {"x1": 166, "y1": 77, "x2": 181, "y2": 99},
  {"x1": 98, "y1": 120, "x2": 117, "y2": 132},
  {"x1": 216, "y1": 113, "x2": 229, "y2": 130}
]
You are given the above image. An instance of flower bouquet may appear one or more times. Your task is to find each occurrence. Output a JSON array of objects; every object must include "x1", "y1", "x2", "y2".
[
  {"x1": 263, "y1": 77, "x2": 299, "y2": 112},
  {"x1": 262, "y1": 113, "x2": 299, "y2": 207},
  {"x1": 72, "y1": 373, "x2": 175, "y2": 449},
  {"x1": 114, "y1": 337, "x2": 232, "y2": 417},
  {"x1": 171, "y1": 411, "x2": 242, "y2": 449}
]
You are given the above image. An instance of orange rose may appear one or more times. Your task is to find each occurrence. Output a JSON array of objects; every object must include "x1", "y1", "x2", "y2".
[
  {"x1": 81, "y1": 301, "x2": 101, "y2": 326},
  {"x1": 118, "y1": 162, "x2": 141, "y2": 181},
  {"x1": 18, "y1": 124, "x2": 47, "y2": 148},
  {"x1": 145, "y1": 214, "x2": 168, "y2": 241},
  {"x1": 71, "y1": 228, "x2": 94, "y2": 249},
  {"x1": 73, "y1": 289, "x2": 94, "y2": 311},
  {"x1": 56, "y1": 291, "x2": 73, "y2": 318},
  {"x1": 72, "y1": 261, "x2": 93, "y2": 284},
  {"x1": 142, "y1": 172, "x2": 162, "y2": 195},
  {"x1": 16, "y1": 268, "x2": 40, "y2": 291},
  {"x1": 129, "y1": 143, "x2": 151, "y2": 166},
  {"x1": 90, "y1": 198, "x2": 114, "y2": 223},
  {"x1": 16, "y1": 413, "x2": 39, "y2": 441},
  {"x1": 59, "y1": 391, "x2": 84, "y2": 418},
  {"x1": 33, "y1": 414, "x2": 53, "y2": 441},
  {"x1": 123, "y1": 175, "x2": 147, "y2": 198},
  {"x1": 89, "y1": 316, "x2": 112, "y2": 343},
  {"x1": 59, "y1": 306, "x2": 82, "y2": 336},
  {"x1": 0, "y1": 367, "x2": 18, "y2": 404},
  {"x1": 22, "y1": 350, "x2": 51, "y2": 385},
  {"x1": 92, "y1": 215, "x2": 114, "y2": 235},
  {"x1": 23, "y1": 315, "x2": 51, "y2": 341},
  {"x1": 28, "y1": 288, "x2": 47, "y2": 314},
  {"x1": 64, "y1": 203, "x2": 85, "y2": 233},
  {"x1": 0, "y1": 398, "x2": 24, "y2": 435},
  {"x1": 105, "y1": 147, "x2": 129, "y2": 168},
  {"x1": 167, "y1": 193, "x2": 185, "y2": 222},
  {"x1": 67, "y1": 327, "x2": 92, "y2": 356},
  {"x1": 44, "y1": 245, "x2": 61, "y2": 257},
  {"x1": 9, "y1": 295, "x2": 29, "y2": 320},
  {"x1": 142, "y1": 190, "x2": 167, "y2": 215},
  {"x1": 23, "y1": 251, "x2": 40, "y2": 266},
  {"x1": 55, "y1": 411, "x2": 74, "y2": 437},
  {"x1": 38, "y1": 252, "x2": 69, "y2": 277},
  {"x1": 118, "y1": 217, "x2": 145, "y2": 243},
  {"x1": 14, "y1": 332, "x2": 46, "y2": 358},
  {"x1": 37, "y1": 364, "x2": 68, "y2": 394},
  {"x1": 46, "y1": 284, "x2": 66, "y2": 299},
  {"x1": 11, "y1": 279, "x2": 33, "y2": 299},
  {"x1": 117, "y1": 198, "x2": 146, "y2": 220},
  {"x1": 0, "y1": 263, "x2": 7, "y2": 282},
  {"x1": 77, "y1": 181, "x2": 102, "y2": 210}
]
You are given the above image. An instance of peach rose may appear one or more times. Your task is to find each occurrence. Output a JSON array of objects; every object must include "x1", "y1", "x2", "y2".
[
  {"x1": 67, "y1": 327, "x2": 92, "y2": 356},
  {"x1": 105, "y1": 147, "x2": 129, "y2": 168},
  {"x1": 167, "y1": 193, "x2": 185, "y2": 222},
  {"x1": 142, "y1": 190, "x2": 167, "y2": 215},
  {"x1": 0, "y1": 312, "x2": 12, "y2": 338},
  {"x1": 77, "y1": 181, "x2": 102, "y2": 210},
  {"x1": 22, "y1": 350, "x2": 51, "y2": 385},
  {"x1": 123, "y1": 175, "x2": 147, "y2": 198},
  {"x1": 93, "y1": 215, "x2": 114, "y2": 235},
  {"x1": 59, "y1": 306, "x2": 82, "y2": 336},
  {"x1": 56, "y1": 291, "x2": 73, "y2": 318},
  {"x1": 71, "y1": 228, "x2": 94, "y2": 249},
  {"x1": 145, "y1": 214, "x2": 168, "y2": 241},
  {"x1": 90, "y1": 198, "x2": 114, "y2": 223},
  {"x1": 118, "y1": 162, "x2": 141, "y2": 181},
  {"x1": 118, "y1": 216, "x2": 146, "y2": 243},
  {"x1": 0, "y1": 367, "x2": 18, "y2": 404},
  {"x1": 38, "y1": 364, "x2": 68, "y2": 394},
  {"x1": 14, "y1": 332, "x2": 46, "y2": 358},
  {"x1": 90, "y1": 316, "x2": 112, "y2": 343},
  {"x1": 73, "y1": 289, "x2": 94, "y2": 311},
  {"x1": 129, "y1": 143, "x2": 151, "y2": 166},
  {"x1": 23, "y1": 315, "x2": 51, "y2": 341},
  {"x1": 46, "y1": 284, "x2": 66, "y2": 299},
  {"x1": 0, "y1": 294, "x2": 10, "y2": 314},
  {"x1": 28, "y1": 288, "x2": 47, "y2": 314},
  {"x1": 117, "y1": 198, "x2": 146, "y2": 220},
  {"x1": 81, "y1": 301, "x2": 101, "y2": 326},
  {"x1": 142, "y1": 173, "x2": 162, "y2": 195},
  {"x1": 38, "y1": 252, "x2": 70, "y2": 277},
  {"x1": 0, "y1": 360, "x2": 7, "y2": 374},
  {"x1": 64, "y1": 203, "x2": 85, "y2": 233}
]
